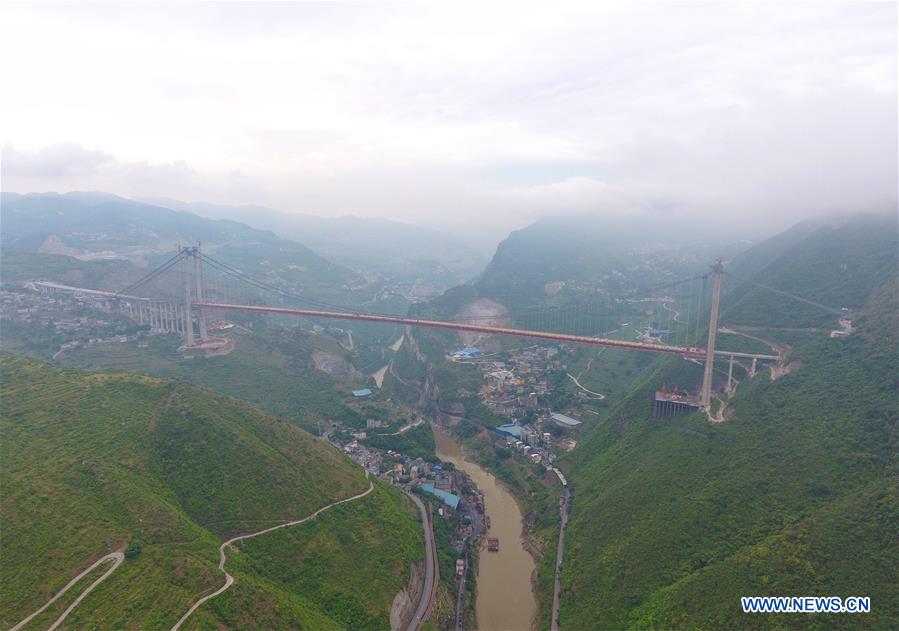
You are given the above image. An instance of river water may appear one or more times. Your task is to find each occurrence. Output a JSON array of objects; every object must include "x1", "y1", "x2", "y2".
[{"x1": 433, "y1": 425, "x2": 536, "y2": 630}]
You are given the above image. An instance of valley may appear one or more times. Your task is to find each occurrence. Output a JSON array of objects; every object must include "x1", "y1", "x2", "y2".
[
  {"x1": 3, "y1": 5, "x2": 895, "y2": 629},
  {"x1": 1, "y1": 194, "x2": 895, "y2": 631}
]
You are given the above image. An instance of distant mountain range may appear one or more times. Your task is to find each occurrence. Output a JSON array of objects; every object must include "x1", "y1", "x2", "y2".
[
  {"x1": 138, "y1": 196, "x2": 489, "y2": 286},
  {"x1": 0, "y1": 191, "x2": 359, "y2": 288},
  {"x1": 413, "y1": 213, "x2": 749, "y2": 318}
]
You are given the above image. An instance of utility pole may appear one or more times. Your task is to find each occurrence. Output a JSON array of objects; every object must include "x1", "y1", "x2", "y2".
[
  {"x1": 182, "y1": 248, "x2": 195, "y2": 347},
  {"x1": 700, "y1": 258, "x2": 724, "y2": 409}
]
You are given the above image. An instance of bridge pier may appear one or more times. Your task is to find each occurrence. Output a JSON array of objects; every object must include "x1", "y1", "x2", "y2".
[{"x1": 726, "y1": 354, "x2": 735, "y2": 395}]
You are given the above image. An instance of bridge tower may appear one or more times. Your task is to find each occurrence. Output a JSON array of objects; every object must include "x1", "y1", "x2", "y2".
[
  {"x1": 181, "y1": 247, "x2": 196, "y2": 347},
  {"x1": 192, "y1": 243, "x2": 209, "y2": 342},
  {"x1": 700, "y1": 258, "x2": 724, "y2": 409}
]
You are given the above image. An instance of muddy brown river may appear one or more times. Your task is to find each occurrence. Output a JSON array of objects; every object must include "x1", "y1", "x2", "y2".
[{"x1": 433, "y1": 425, "x2": 536, "y2": 630}]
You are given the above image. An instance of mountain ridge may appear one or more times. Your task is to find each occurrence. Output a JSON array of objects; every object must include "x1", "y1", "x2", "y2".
[
  {"x1": 558, "y1": 212, "x2": 898, "y2": 629},
  {"x1": 0, "y1": 355, "x2": 422, "y2": 629}
]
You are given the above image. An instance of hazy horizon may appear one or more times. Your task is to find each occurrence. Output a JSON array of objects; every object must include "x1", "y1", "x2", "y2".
[{"x1": 2, "y1": 2, "x2": 896, "y2": 245}]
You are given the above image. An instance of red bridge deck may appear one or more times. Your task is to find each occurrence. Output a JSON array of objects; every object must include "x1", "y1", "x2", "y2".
[{"x1": 195, "y1": 302, "x2": 708, "y2": 358}]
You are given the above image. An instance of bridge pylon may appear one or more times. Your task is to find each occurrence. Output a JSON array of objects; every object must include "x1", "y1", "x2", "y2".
[
  {"x1": 700, "y1": 258, "x2": 724, "y2": 409},
  {"x1": 181, "y1": 248, "x2": 195, "y2": 347},
  {"x1": 193, "y1": 244, "x2": 209, "y2": 342}
]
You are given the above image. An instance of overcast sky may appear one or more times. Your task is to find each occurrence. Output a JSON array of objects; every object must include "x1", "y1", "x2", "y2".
[{"x1": 1, "y1": 2, "x2": 896, "y2": 244}]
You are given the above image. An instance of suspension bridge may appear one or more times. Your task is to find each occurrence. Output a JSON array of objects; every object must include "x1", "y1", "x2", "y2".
[{"x1": 30, "y1": 244, "x2": 838, "y2": 411}]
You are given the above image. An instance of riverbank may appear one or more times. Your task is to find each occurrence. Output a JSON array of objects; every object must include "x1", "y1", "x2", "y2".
[{"x1": 433, "y1": 424, "x2": 537, "y2": 631}]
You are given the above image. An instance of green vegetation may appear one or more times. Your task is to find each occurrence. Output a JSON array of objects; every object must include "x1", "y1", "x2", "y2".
[
  {"x1": 189, "y1": 481, "x2": 423, "y2": 630},
  {"x1": 0, "y1": 192, "x2": 359, "y2": 288},
  {"x1": 558, "y1": 214, "x2": 898, "y2": 630},
  {"x1": 722, "y1": 213, "x2": 896, "y2": 327},
  {"x1": 14, "y1": 561, "x2": 113, "y2": 631},
  {"x1": 389, "y1": 329, "x2": 509, "y2": 427},
  {"x1": 0, "y1": 302, "x2": 145, "y2": 359},
  {"x1": 57, "y1": 327, "x2": 368, "y2": 433},
  {"x1": 365, "y1": 424, "x2": 437, "y2": 461},
  {"x1": 0, "y1": 356, "x2": 422, "y2": 629},
  {"x1": 0, "y1": 251, "x2": 143, "y2": 290},
  {"x1": 422, "y1": 494, "x2": 477, "y2": 631}
]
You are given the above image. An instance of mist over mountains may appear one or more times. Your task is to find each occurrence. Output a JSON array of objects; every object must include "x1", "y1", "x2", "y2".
[{"x1": 1, "y1": 2, "x2": 896, "y2": 629}]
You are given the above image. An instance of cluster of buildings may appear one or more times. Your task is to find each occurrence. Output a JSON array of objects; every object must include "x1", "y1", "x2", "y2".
[
  {"x1": 336, "y1": 428, "x2": 487, "y2": 550},
  {"x1": 445, "y1": 343, "x2": 591, "y2": 467},
  {"x1": 0, "y1": 287, "x2": 149, "y2": 352},
  {"x1": 454, "y1": 345, "x2": 569, "y2": 418},
  {"x1": 495, "y1": 411, "x2": 583, "y2": 465}
]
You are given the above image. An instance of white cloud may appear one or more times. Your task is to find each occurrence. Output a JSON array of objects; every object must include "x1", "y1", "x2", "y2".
[
  {"x1": 2, "y1": 143, "x2": 114, "y2": 177},
  {"x1": 1, "y1": 1, "x2": 895, "y2": 242}
]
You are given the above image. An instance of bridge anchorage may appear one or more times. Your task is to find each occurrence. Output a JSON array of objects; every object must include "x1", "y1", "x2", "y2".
[{"x1": 34, "y1": 245, "x2": 817, "y2": 412}]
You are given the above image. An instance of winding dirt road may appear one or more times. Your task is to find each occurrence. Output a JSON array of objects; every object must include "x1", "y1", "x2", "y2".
[
  {"x1": 10, "y1": 551, "x2": 125, "y2": 631},
  {"x1": 566, "y1": 373, "x2": 605, "y2": 399},
  {"x1": 662, "y1": 301, "x2": 683, "y2": 323},
  {"x1": 170, "y1": 475, "x2": 374, "y2": 631}
]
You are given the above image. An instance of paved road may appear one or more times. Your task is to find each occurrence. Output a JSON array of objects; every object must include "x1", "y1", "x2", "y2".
[
  {"x1": 454, "y1": 560, "x2": 467, "y2": 631},
  {"x1": 404, "y1": 493, "x2": 438, "y2": 631},
  {"x1": 171, "y1": 475, "x2": 374, "y2": 630},
  {"x1": 551, "y1": 489, "x2": 571, "y2": 631},
  {"x1": 11, "y1": 551, "x2": 125, "y2": 631}
]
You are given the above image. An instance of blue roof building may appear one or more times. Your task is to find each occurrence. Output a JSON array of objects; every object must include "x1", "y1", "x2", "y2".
[
  {"x1": 496, "y1": 423, "x2": 524, "y2": 439},
  {"x1": 352, "y1": 389, "x2": 373, "y2": 397},
  {"x1": 420, "y1": 483, "x2": 460, "y2": 509}
]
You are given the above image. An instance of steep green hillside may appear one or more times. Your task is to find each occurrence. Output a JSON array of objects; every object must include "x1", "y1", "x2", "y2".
[
  {"x1": 188, "y1": 481, "x2": 422, "y2": 630},
  {"x1": 721, "y1": 212, "x2": 896, "y2": 327},
  {"x1": 473, "y1": 215, "x2": 728, "y2": 309},
  {"x1": 0, "y1": 251, "x2": 144, "y2": 290},
  {"x1": 56, "y1": 327, "x2": 371, "y2": 433},
  {"x1": 0, "y1": 356, "x2": 422, "y2": 629},
  {"x1": 559, "y1": 216, "x2": 898, "y2": 630}
]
